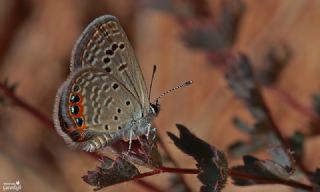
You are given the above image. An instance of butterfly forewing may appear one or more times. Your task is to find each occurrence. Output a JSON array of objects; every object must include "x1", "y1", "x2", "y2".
[{"x1": 70, "y1": 15, "x2": 149, "y2": 112}]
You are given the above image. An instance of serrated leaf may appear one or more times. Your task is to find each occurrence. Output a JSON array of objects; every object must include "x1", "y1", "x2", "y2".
[
  {"x1": 225, "y1": 54, "x2": 267, "y2": 121},
  {"x1": 110, "y1": 135, "x2": 162, "y2": 169},
  {"x1": 231, "y1": 154, "x2": 294, "y2": 186},
  {"x1": 228, "y1": 118, "x2": 272, "y2": 156},
  {"x1": 308, "y1": 168, "x2": 320, "y2": 189},
  {"x1": 257, "y1": 44, "x2": 291, "y2": 85},
  {"x1": 228, "y1": 140, "x2": 264, "y2": 157},
  {"x1": 288, "y1": 131, "x2": 304, "y2": 160},
  {"x1": 167, "y1": 124, "x2": 228, "y2": 192},
  {"x1": 232, "y1": 117, "x2": 252, "y2": 134},
  {"x1": 267, "y1": 136, "x2": 296, "y2": 176},
  {"x1": 82, "y1": 156, "x2": 140, "y2": 191}
]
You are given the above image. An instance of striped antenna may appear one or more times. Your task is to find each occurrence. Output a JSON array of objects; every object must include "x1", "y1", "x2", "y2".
[{"x1": 154, "y1": 80, "x2": 193, "y2": 102}]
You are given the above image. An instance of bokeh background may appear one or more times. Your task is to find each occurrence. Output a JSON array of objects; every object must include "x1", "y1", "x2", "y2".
[{"x1": 1, "y1": 0, "x2": 320, "y2": 191}]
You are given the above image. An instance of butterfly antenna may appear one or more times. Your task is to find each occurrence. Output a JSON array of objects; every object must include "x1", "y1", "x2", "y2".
[
  {"x1": 148, "y1": 65, "x2": 157, "y2": 102},
  {"x1": 154, "y1": 80, "x2": 193, "y2": 103}
]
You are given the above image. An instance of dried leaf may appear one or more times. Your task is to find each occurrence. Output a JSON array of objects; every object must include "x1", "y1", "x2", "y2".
[
  {"x1": 257, "y1": 44, "x2": 291, "y2": 85},
  {"x1": 228, "y1": 118, "x2": 271, "y2": 156},
  {"x1": 181, "y1": 0, "x2": 245, "y2": 51},
  {"x1": 225, "y1": 54, "x2": 268, "y2": 121},
  {"x1": 231, "y1": 155, "x2": 294, "y2": 186},
  {"x1": 228, "y1": 140, "x2": 264, "y2": 157},
  {"x1": 110, "y1": 135, "x2": 162, "y2": 169},
  {"x1": 168, "y1": 124, "x2": 228, "y2": 192},
  {"x1": 288, "y1": 131, "x2": 304, "y2": 162},
  {"x1": 82, "y1": 156, "x2": 140, "y2": 191},
  {"x1": 308, "y1": 168, "x2": 320, "y2": 186}
]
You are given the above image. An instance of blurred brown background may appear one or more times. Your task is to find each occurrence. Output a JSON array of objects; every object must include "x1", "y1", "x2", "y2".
[{"x1": 1, "y1": 0, "x2": 320, "y2": 191}]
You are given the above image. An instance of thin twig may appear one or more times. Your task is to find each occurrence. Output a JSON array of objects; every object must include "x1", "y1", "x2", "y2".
[
  {"x1": 125, "y1": 166, "x2": 314, "y2": 192},
  {"x1": 0, "y1": 82, "x2": 54, "y2": 128},
  {"x1": 229, "y1": 169, "x2": 313, "y2": 191},
  {"x1": 269, "y1": 85, "x2": 320, "y2": 126},
  {"x1": 252, "y1": 82, "x2": 311, "y2": 176}
]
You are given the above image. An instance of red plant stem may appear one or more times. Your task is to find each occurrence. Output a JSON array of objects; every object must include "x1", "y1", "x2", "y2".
[
  {"x1": 0, "y1": 82, "x2": 164, "y2": 192},
  {"x1": 220, "y1": 61, "x2": 312, "y2": 180},
  {"x1": 133, "y1": 167, "x2": 313, "y2": 192},
  {"x1": 255, "y1": 84, "x2": 311, "y2": 177},
  {"x1": 132, "y1": 167, "x2": 199, "y2": 182},
  {"x1": 229, "y1": 169, "x2": 313, "y2": 191},
  {"x1": 269, "y1": 86, "x2": 320, "y2": 126},
  {"x1": 156, "y1": 129, "x2": 193, "y2": 192},
  {"x1": 0, "y1": 83, "x2": 54, "y2": 128},
  {"x1": 249, "y1": 82, "x2": 312, "y2": 182},
  {"x1": 269, "y1": 86, "x2": 317, "y2": 119}
]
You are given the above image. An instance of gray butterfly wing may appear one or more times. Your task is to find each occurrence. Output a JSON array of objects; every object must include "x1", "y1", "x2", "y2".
[
  {"x1": 53, "y1": 67, "x2": 143, "y2": 152},
  {"x1": 70, "y1": 15, "x2": 149, "y2": 113}
]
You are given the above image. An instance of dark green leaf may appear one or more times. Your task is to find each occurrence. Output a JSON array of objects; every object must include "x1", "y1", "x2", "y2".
[{"x1": 168, "y1": 124, "x2": 228, "y2": 192}]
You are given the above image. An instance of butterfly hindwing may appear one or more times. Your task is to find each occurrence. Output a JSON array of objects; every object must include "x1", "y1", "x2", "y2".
[{"x1": 53, "y1": 67, "x2": 142, "y2": 151}]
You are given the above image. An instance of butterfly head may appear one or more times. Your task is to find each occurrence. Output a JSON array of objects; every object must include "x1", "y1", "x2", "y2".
[{"x1": 150, "y1": 100, "x2": 160, "y2": 116}]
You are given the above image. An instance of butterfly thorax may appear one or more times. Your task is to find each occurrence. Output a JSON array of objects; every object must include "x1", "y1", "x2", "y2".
[{"x1": 121, "y1": 103, "x2": 159, "y2": 141}]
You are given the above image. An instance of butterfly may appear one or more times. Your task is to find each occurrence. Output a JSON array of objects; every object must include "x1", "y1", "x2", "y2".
[{"x1": 53, "y1": 15, "x2": 162, "y2": 152}]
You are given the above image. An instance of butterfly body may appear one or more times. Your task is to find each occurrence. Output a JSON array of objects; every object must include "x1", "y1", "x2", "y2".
[{"x1": 54, "y1": 15, "x2": 158, "y2": 152}]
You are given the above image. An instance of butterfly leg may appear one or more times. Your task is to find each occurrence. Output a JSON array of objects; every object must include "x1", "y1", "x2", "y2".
[
  {"x1": 128, "y1": 129, "x2": 133, "y2": 152},
  {"x1": 146, "y1": 127, "x2": 157, "y2": 141},
  {"x1": 146, "y1": 126, "x2": 150, "y2": 140}
]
